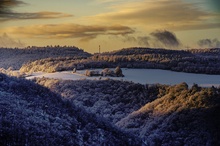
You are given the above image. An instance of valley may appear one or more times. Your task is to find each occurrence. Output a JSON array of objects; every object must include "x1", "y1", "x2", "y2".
[{"x1": 0, "y1": 46, "x2": 220, "y2": 145}]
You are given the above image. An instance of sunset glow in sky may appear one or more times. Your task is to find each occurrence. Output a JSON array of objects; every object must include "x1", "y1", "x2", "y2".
[{"x1": 0, "y1": 0, "x2": 220, "y2": 53}]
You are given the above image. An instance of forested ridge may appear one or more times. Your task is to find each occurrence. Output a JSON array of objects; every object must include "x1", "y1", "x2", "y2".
[
  {"x1": 36, "y1": 78, "x2": 220, "y2": 146},
  {"x1": 0, "y1": 73, "x2": 141, "y2": 145},
  {"x1": 1, "y1": 46, "x2": 220, "y2": 145},
  {"x1": 20, "y1": 47, "x2": 220, "y2": 74},
  {"x1": 0, "y1": 46, "x2": 91, "y2": 69}
]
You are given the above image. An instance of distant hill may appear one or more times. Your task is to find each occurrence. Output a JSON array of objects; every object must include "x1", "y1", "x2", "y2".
[
  {"x1": 35, "y1": 78, "x2": 220, "y2": 145},
  {"x1": 0, "y1": 73, "x2": 141, "y2": 145},
  {"x1": 102, "y1": 47, "x2": 220, "y2": 57},
  {"x1": 20, "y1": 47, "x2": 220, "y2": 75},
  {"x1": 190, "y1": 48, "x2": 220, "y2": 57},
  {"x1": 101, "y1": 47, "x2": 191, "y2": 56},
  {"x1": 0, "y1": 46, "x2": 91, "y2": 69}
]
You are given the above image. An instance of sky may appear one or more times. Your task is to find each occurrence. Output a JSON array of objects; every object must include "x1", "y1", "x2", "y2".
[{"x1": 0, "y1": 0, "x2": 220, "y2": 53}]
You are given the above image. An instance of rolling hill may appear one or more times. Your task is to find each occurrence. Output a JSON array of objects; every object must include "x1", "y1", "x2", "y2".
[
  {"x1": 0, "y1": 73, "x2": 141, "y2": 145},
  {"x1": 0, "y1": 46, "x2": 91, "y2": 70},
  {"x1": 20, "y1": 47, "x2": 220, "y2": 75},
  {"x1": 35, "y1": 78, "x2": 220, "y2": 145}
]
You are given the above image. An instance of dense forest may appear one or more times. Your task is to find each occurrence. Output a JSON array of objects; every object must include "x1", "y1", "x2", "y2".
[
  {"x1": 0, "y1": 46, "x2": 91, "y2": 69},
  {"x1": 35, "y1": 78, "x2": 220, "y2": 145},
  {"x1": 1, "y1": 46, "x2": 220, "y2": 145},
  {"x1": 0, "y1": 73, "x2": 141, "y2": 145},
  {"x1": 19, "y1": 47, "x2": 220, "y2": 74}
]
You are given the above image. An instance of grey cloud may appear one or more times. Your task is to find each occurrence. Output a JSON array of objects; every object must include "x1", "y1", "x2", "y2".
[
  {"x1": 0, "y1": 0, "x2": 25, "y2": 19},
  {"x1": 1, "y1": 11, "x2": 73, "y2": 21},
  {"x1": 150, "y1": 30, "x2": 181, "y2": 48},
  {"x1": 0, "y1": 0, "x2": 72, "y2": 21},
  {"x1": 122, "y1": 36, "x2": 150, "y2": 47},
  {"x1": 0, "y1": 0, "x2": 25, "y2": 11},
  {"x1": 137, "y1": 36, "x2": 150, "y2": 47},
  {"x1": 198, "y1": 38, "x2": 220, "y2": 48},
  {"x1": 122, "y1": 30, "x2": 181, "y2": 48},
  {"x1": 122, "y1": 36, "x2": 137, "y2": 43}
]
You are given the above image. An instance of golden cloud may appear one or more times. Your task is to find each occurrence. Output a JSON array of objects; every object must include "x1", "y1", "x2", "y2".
[
  {"x1": 91, "y1": 0, "x2": 220, "y2": 31},
  {"x1": 2, "y1": 23, "x2": 135, "y2": 41}
]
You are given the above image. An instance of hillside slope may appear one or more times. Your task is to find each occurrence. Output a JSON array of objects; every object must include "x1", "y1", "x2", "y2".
[
  {"x1": 35, "y1": 78, "x2": 160, "y2": 124},
  {"x1": 117, "y1": 83, "x2": 220, "y2": 145},
  {"x1": 102, "y1": 47, "x2": 220, "y2": 57},
  {"x1": 0, "y1": 46, "x2": 91, "y2": 69},
  {"x1": 35, "y1": 78, "x2": 220, "y2": 145},
  {"x1": 0, "y1": 73, "x2": 141, "y2": 146}
]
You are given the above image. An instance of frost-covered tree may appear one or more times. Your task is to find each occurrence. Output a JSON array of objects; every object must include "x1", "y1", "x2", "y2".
[{"x1": 0, "y1": 73, "x2": 141, "y2": 146}]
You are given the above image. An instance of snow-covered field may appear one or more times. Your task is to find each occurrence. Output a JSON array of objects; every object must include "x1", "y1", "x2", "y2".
[{"x1": 26, "y1": 68, "x2": 220, "y2": 87}]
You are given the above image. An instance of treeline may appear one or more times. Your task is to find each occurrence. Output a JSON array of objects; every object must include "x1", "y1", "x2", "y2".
[
  {"x1": 103, "y1": 47, "x2": 220, "y2": 57},
  {"x1": 35, "y1": 78, "x2": 220, "y2": 145},
  {"x1": 20, "y1": 47, "x2": 220, "y2": 74},
  {"x1": 0, "y1": 46, "x2": 91, "y2": 69},
  {"x1": 189, "y1": 48, "x2": 220, "y2": 57},
  {"x1": 102, "y1": 47, "x2": 191, "y2": 56},
  {"x1": 0, "y1": 73, "x2": 141, "y2": 145},
  {"x1": 99, "y1": 47, "x2": 220, "y2": 74}
]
